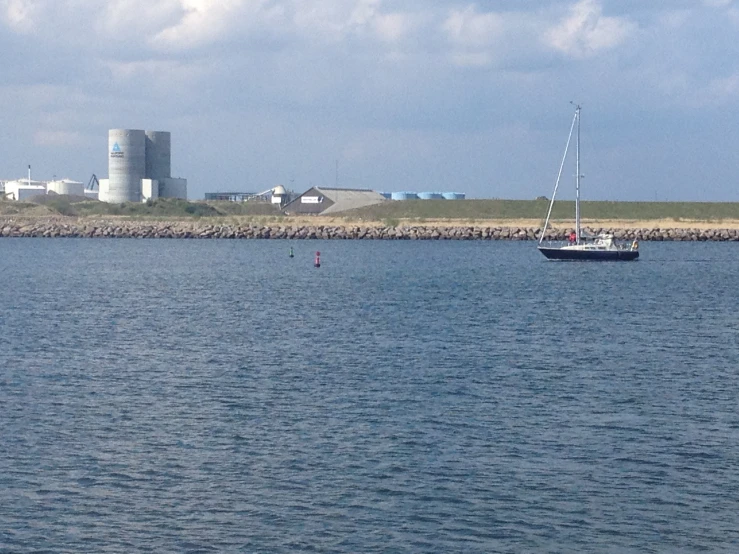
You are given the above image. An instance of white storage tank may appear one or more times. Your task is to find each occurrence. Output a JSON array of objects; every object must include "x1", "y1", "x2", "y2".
[
  {"x1": 391, "y1": 191, "x2": 417, "y2": 200},
  {"x1": 271, "y1": 185, "x2": 287, "y2": 205},
  {"x1": 47, "y1": 179, "x2": 85, "y2": 196},
  {"x1": 107, "y1": 129, "x2": 146, "y2": 203}
]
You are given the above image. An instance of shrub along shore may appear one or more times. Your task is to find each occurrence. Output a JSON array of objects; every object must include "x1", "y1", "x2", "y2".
[{"x1": 1, "y1": 218, "x2": 738, "y2": 241}]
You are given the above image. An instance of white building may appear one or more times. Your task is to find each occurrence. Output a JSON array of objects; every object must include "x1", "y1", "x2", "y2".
[{"x1": 3, "y1": 180, "x2": 47, "y2": 201}]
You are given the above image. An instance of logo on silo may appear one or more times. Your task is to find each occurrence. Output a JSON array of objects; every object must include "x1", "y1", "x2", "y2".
[{"x1": 110, "y1": 142, "x2": 124, "y2": 158}]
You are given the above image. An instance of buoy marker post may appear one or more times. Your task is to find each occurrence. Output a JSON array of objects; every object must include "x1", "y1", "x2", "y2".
[{"x1": 314, "y1": 251, "x2": 321, "y2": 268}]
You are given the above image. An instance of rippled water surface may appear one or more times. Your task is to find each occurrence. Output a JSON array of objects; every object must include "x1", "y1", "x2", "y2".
[{"x1": 1, "y1": 239, "x2": 739, "y2": 553}]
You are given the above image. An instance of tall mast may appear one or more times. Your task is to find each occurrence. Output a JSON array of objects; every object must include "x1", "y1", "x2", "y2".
[
  {"x1": 574, "y1": 104, "x2": 581, "y2": 244},
  {"x1": 539, "y1": 110, "x2": 577, "y2": 245}
]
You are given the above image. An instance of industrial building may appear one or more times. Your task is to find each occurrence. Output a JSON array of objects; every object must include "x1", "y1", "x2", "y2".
[
  {"x1": 1, "y1": 177, "x2": 89, "y2": 201},
  {"x1": 205, "y1": 191, "x2": 258, "y2": 202},
  {"x1": 282, "y1": 187, "x2": 386, "y2": 215},
  {"x1": 98, "y1": 129, "x2": 187, "y2": 203},
  {"x1": 204, "y1": 186, "x2": 289, "y2": 205}
]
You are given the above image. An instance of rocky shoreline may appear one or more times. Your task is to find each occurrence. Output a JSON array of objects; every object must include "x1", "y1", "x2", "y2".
[{"x1": 1, "y1": 219, "x2": 739, "y2": 241}]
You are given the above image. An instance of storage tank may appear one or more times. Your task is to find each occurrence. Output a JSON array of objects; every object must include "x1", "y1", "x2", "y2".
[
  {"x1": 442, "y1": 192, "x2": 466, "y2": 200},
  {"x1": 47, "y1": 179, "x2": 84, "y2": 196},
  {"x1": 271, "y1": 185, "x2": 287, "y2": 205},
  {"x1": 391, "y1": 191, "x2": 417, "y2": 200},
  {"x1": 108, "y1": 129, "x2": 145, "y2": 203},
  {"x1": 377, "y1": 192, "x2": 392, "y2": 199},
  {"x1": 417, "y1": 192, "x2": 443, "y2": 200},
  {"x1": 145, "y1": 131, "x2": 171, "y2": 179}
]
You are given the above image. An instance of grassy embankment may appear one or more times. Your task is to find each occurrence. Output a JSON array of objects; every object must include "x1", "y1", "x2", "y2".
[
  {"x1": 329, "y1": 199, "x2": 739, "y2": 230},
  {"x1": 3, "y1": 196, "x2": 739, "y2": 229},
  {"x1": 0, "y1": 197, "x2": 280, "y2": 220}
]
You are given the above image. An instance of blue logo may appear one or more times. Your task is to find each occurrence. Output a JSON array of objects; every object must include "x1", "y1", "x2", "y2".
[{"x1": 112, "y1": 143, "x2": 121, "y2": 152}]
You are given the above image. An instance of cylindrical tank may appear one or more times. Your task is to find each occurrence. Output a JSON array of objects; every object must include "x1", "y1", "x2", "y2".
[
  {"x1": 47, "y1": 179, "x2": 85, "y2": 196},
  {"x1": 108, "y1": 129, "x2": 145, "y2": 203},
  {"x1": 417, "y1": 192, "x2": 443, "y2": 199},
  {"x1": 377, "y1": 192, "x2": 392, "y2": 199},
  {"x1": 442, "y1": 192, "x2": 466, "y2": 200},
  {"x1": 145, "y1": 131, "x2": 171, "y2": 179},
  {"x1": 391, "y1": 191, "x2": 417, "y2": 200}
]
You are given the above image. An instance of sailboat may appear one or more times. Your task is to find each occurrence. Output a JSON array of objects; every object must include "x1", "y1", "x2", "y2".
[{"x1": 538, "y1": 104, "x2": 639, "y2": 261}]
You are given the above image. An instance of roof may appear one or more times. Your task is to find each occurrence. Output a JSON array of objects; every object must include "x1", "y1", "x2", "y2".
[{"x1": 312, "y1": 187, "x2": 386, "y2": 214}]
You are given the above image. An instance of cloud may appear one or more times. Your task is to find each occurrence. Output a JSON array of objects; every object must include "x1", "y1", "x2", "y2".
[
  {"x1": 1, "y1": 0, "x2": 40, "y2": 32},
  {"x1": 443, "y1": 6, "x2": 505, "y2": 48},
  {"x1": 441, "y1": 6, "x2": 542, "y2": 69},
  {"x1": 151, "y1": 0, "x2": 275, "y2": 50},
  {"x1": 545, "y1": 0, "x2": 637, "y2": 58},
  {"x1": 372, "y1": 12, "x2": 416, "y2": 43}
]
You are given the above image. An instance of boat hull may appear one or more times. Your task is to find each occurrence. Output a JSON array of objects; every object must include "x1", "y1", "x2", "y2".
[{"x1": 538, "y1": 247, "x2": 639, "y2": 261}]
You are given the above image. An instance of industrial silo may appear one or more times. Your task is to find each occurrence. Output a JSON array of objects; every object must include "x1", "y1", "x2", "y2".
[
  {"x1": 107, "y1": 129, "x2": 145, "y2": 202},
  {"x1": 47, "y1": 179, "x2": 85, "y2": 196},
  {"x1": 391, "y1": 191, "x2": 417, "y2": 200},
  {"x1": 145, "y1": 131, "x2": 171, "y2": 179},
  {"x1": 417, "y1": 192, "x2": 443, "y2": 199}
]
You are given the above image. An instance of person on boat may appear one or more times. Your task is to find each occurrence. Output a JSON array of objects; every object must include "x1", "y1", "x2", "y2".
[{"x1": 568, "y1": 231, "x2": 576, "y2": 244}]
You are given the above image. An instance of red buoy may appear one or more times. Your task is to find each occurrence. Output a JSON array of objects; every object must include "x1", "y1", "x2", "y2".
[{"x1": 314, "y1": 251, "x2": 321, "y2": 268}]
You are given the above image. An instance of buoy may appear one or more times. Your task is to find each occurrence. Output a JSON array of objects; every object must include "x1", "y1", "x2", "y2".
[
  {"x1": 289, "y1": 246, "x2": 294, "y2": 258},
  {"x1": 314, "y1": 251, "x2": 321, "y2": 268}
]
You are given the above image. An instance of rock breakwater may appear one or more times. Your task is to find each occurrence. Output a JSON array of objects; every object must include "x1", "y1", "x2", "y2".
[{"x1": 1, "y1": 219, "x2": 739, "y2": 241}]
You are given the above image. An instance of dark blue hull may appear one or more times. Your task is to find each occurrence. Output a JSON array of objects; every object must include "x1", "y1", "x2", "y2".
[{"x1": 538, "y1": 247, "x2": 639, "y2": 261}]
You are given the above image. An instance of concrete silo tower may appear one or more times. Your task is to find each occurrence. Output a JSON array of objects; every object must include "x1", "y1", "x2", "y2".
[
  {"x1": 145, "y1": 131, "x2": 171, "y2": 180},
  {"x1": 99, "y1": 128, "x2": 187, "y2": 203},
  {"x1": 106, "y1": 129, "x2": 146, "y2": 203}
]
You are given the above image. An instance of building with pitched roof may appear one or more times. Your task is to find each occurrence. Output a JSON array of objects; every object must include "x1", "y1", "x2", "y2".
[{"x1": 282, "y1": 187, "x2": 386, "y2": 215}]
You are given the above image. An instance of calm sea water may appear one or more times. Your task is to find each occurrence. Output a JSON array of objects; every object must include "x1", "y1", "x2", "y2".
[{"x1": 1, "y1": 239, "x2": 738, "y2": 553}]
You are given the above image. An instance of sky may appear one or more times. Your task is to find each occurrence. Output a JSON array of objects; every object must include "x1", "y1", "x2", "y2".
[{"x1": 2, "y1": 0, "x2": 739, "y2": 201}]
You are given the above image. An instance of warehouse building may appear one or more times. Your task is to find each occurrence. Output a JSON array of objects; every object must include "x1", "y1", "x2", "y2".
[
  {"x1": 282, "y1": 187, "x2": 386, "y2": 215},
  {"x1": 98, "y1": 129, "x2": 187, "y2": 203},
  {"x1": 204, "y1": 186, "x2": 290, "y2": 205}
]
